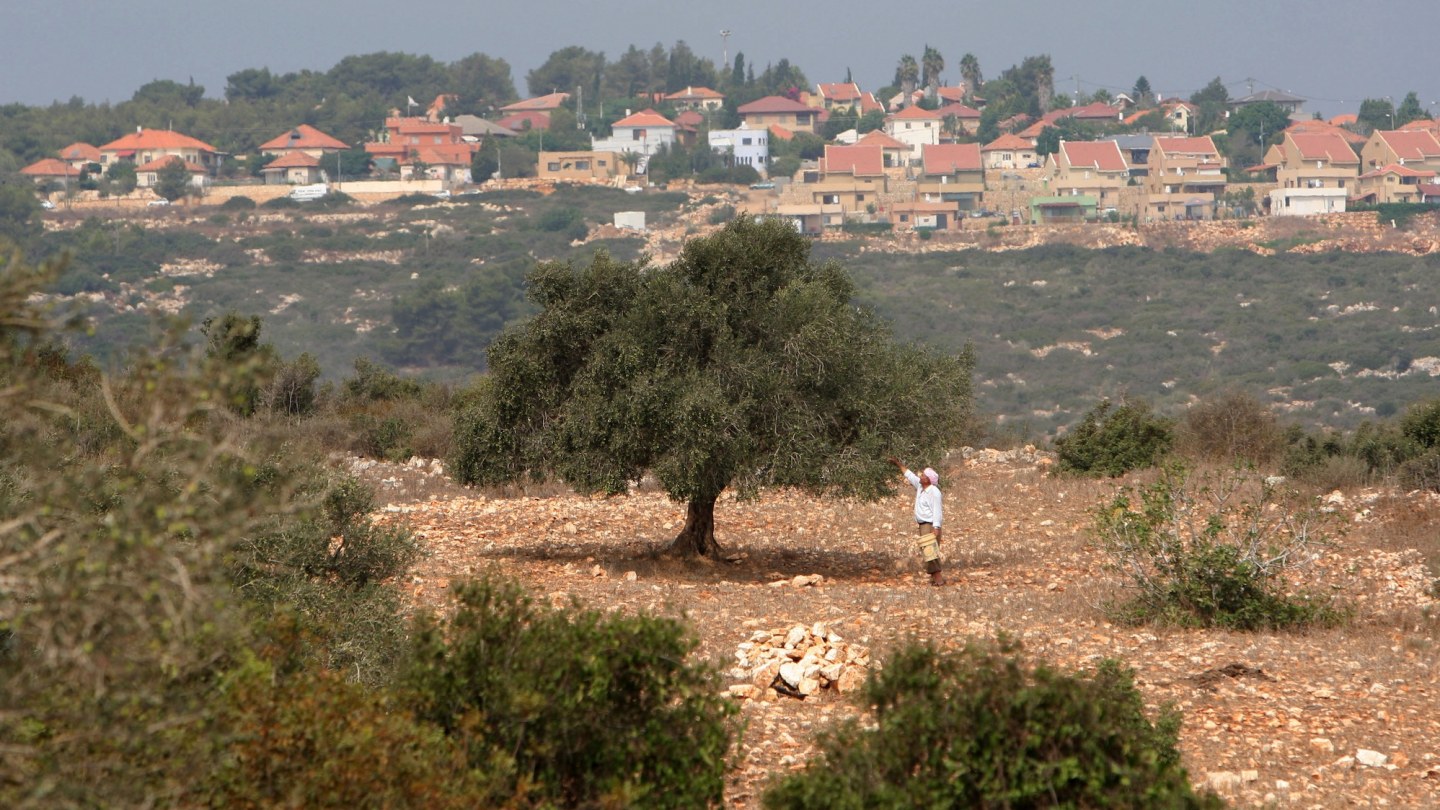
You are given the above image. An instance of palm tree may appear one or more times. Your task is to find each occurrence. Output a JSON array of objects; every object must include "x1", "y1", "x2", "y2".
[
  {"x1": 959, "y1": 53, "x2": 983, "y2": 102},
  {"x1": 895, "y1": 55, "x2": 919, "y2": 102},
  {"x1": 921, "y1": 46, "x2": 944, "y2": 95}
]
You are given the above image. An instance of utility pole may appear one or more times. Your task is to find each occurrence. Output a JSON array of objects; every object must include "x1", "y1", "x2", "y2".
[{"x1": 721, "y1": 29, "x2": 731, "y2": 69}]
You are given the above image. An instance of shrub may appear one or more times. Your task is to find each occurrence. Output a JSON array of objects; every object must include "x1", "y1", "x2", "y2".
[
  {"x1": 1054, "y1": 398, "x2": 1174, "y2": 477},
  {"x1": 762, "y1": 639, "x2": 1220, "y2": 809},
  {"x1": 1401, "y1": 398, "x2": 1440, "y2": 449},
  {"x1": 262, "y1": 195, "x2": 299, "y2": 210},
  {"x1": 220, "y1": 195, "x2": 256, "y2": 211},
  {"x1": 1093, "y1": 465, "x2": 1346, "y2": 630},
  {"x1": 1398, "y1": 448, "x2": 1440, "y2": 492},
  {"x1": 403, "y1": 577, "x2": 737, "y2": 810},
  {"x1": 708, "y1": 203, "x2": 736, "y2": 225},
  {"x1": 1177, "y1": 389, "x2": 1283, "y2": 465},
  {"x1": 343, "y1": 357, "x2": 424, "y2": 403}
]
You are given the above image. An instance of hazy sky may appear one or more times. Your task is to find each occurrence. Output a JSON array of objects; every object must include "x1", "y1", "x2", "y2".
[{"x1": 6, "y1": 0, "x2": 1438, "y2": 117}]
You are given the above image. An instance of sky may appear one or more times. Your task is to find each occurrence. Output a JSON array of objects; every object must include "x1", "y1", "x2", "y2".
[{"x1": 6, "y1": 0, "x2": 1439, "y2": 118}]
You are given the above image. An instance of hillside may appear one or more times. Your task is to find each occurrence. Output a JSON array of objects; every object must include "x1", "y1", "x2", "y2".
[
  {"x1": 33, "y1": 187, "x2": 1440, "y2": 436},
  {"x1": 360, "y1": 448, "x2": 1440, "y2": 808}
]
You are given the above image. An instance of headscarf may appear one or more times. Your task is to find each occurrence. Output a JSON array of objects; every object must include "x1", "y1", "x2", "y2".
[{"x1": 923, "y1": 467, "x2": 939, "y2": 487}]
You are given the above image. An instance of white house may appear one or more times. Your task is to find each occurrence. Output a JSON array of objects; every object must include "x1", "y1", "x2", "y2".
[
  {"x1": 591, "y1": 109, "x2": 678, "y2": 168},
  {"x1": 708, "y1": 124, "x2": 769, "y2": 176},
  {"x1": 884, "y1": 105, "x2": 942, "y2": 159}
]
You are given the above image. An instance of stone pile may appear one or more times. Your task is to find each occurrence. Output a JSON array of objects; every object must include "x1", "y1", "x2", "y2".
[{"x1": 726, "y1": 621, "x2": 870, "y2": 701}]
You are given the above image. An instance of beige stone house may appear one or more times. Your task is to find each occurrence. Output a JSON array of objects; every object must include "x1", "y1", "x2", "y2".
[
  {"x1": 1265, "y1": 131, "x2": 1358, "y2": 216},
  {"x1": 1360, "y1": 129, "x2": 1440, "y2": 173},
  {"x1": 537, "y1": 151, "x2": 623, "y2": 182},
  {"x1": 793, "y1": 145, "x2": 886, "y2": 220},
  {"x1": 982, "y1": 134, "x2": 1039, "y2": 170},
  {"x1": 1046, "y1": 140, "x2": 1130, "y2": 213},
  {"x1": 1352, "y1": 164, "x2": 1436, "y2": 204},
  {"x1": 914, "y1": 143, "x2": 985, "y2": 216},
  {"x1": 738, "y1": 96, "x2": 820, "y2": 135},
  {"x1": 1144, "y1": 136, "x2": 1226, "y2": 221}
]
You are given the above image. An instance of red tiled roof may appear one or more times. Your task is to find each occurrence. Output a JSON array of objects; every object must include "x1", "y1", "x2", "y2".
[
  {"x1": 612, "y1": 109, "x2": 675, "y2": 128},
  {"x1": 1154, "y1": 136, "x2": 1219, "y2": 157},
  {"x1": 1399, "y1": 118, "x2": 1440, "y2": 135},
  {"x1": 1017, "y1": 120, "x2": 1053, "y2": 139},
  {"x1": 738, "y1": 96, "x2": 815, "y2": 114},
  {"x1": 1287, "y1": 132, "x2": 1358, "y2": 164},
  {"x1": 385, "y1": 117, "x2": 459, "y2": 136},
  {"x1": 934, "y1": 102, "x2": 982, "y2": 119},
  {"x1": 935, "y1": 86, "x2": 966, "y2": 104},
  {"x1": 20, "y1": 158, "x2": 81, "y2": 177},
  {"x1": 817, "y1": 82, "x2": 862, "y2": 102},
  {"x1": 100, "y1": 128, "x2": 217, "y2": 154},
  {"x1": 855, "y1": 130, "x2": 907, "y2": 149},
  {"x1": 496, "y1": 111, "x2": 551, "y2": 131},
  {"x1": 1377, "y1": 130, "x2": 1440, "y2": 161},
  {"x1": 259, "y1": 124, "x2": 348, "y2": 152},
  {"x1": 1285, "y1": 119, "x2": 1366, "y2": 145},
  {"x1": 59, "y1": 142, "x2": 100, "y2": 162},
  {"x1": 768, "y1": 124, "x2": 794, "y2": 141},
  {"x1": 822, "y1": 145, "x2": 884, "y2": 176},
  {"x1": 1065, "y1": 101, "x2": 1123, "y2": 121},
  {"x1": 921, "y1": 143, "x2": 982, "y2": 174},
  {"x1": 675, "y1": 110, "x2": 705, "y2": 128},
  {"x1": 135, "y1": 156, "x2": 207, "y2": 173},
  {"x1": 1329, "y1": 113, "x2": 1359, "y2": 126},
  {"x1": 664, "y1": 86, "x2": 724, "y2": 101},
  {"x1": 1060, "y1": 140, "x2": 1127, "y2": 172},
  {"x1": 891, "y1": 105, "x2": 942, "y2": 121},
  {"x1": 982, "y1": 133, "x2": 1034, "y2": 152},
  {"x1": 499, "y1": 92, "x2": 570, "y2": 112},
  {"x1": 408, "y1": 144, "x2": 476, "y2": 166},
  {"x1": 858, "y1": 93, "x2": 884, "y2": 114},
  {"x1": 1360, "y1": 163, "x2": 1436, "y2": 179},
  {"x1": 262, "y1": 151, "x2": 322, "y2": 169}
]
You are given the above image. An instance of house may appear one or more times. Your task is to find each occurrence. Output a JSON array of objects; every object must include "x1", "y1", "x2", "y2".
[
  {"x1": 708, "y1": 124, "x2": 769, "y2": 175},
  {"x1": 981, "y1": 133, "x2": 1039, "y2": 170},
  {"x1": 1229, "y1": 89, "x2": 1306, "y2": 116},
  {"x1": 738, "y1": 96, "x2": 820, "y2": 135},
  {"x1": 1029, "y1": 195, "x2": 1097, "y2": 224},
  {"x1": 1046, "y1": 140, "x2": 1130, "y2": 215},
  {"x1": 1105, "y1": 134, "x2": 1154, "y2": 177},
  {"x1": 1359, "y1": 129, "x2": 1440, "y2": 173},
  {"x1": 798, "y1": 145, "x2": 886, "y2": 219},
  {"x1": 885, "y1": 105, "x2": 943, "y2": 158},
  {"x1": 1352, "y1": 164, "x2": 1437, "y2": 205},
  {"x1": 98, "y1": 128, "x2": 220, "y2": 174},
  {"x1": 914, "y1": 143, "x2": 985, "y2": 215},
  {"x1": 452, "y1": 115, "x2": 517, "y2": 141},
  {"x1": 1128, "y1": 100, "x2": 1198, "y2": 135},
  {"x1": 1266, "y1": 130, "x2": 1358, "y2": 216},
  {"x1": 495, "y1": 110, "x2": 553, "y2": 132},
  {"x1": 664, "y1": 86, "x2": 725, "y2": 113},
  {"x1": 889, "y1": 199, "x2": 964, "y2": 230},
  {"x1": 1144, "y1": 136, "x2": 1227, "y2": 221},
  {"x1": 19, "y1": 158, "x2": 82, "y2": 187},
  {"x1": 58, "y1": 142, "x2": 101, "y2": 171},
  {"x1": 673, "y1": 110, "x2": 705, "y2": 147},
  {"x1": 934, "y1": 86, "x2": 967, "y2": 105},
  {"x1": 592, "y1": 109, "x2": 677, "y2": 163},
  {"x1": 853, "y1": 130, "x2": 910, "y2": 167},
  {"x1": 497, "y1": 92, "x2": 570, "y2": 122},
  {"x1": 364, "y1": 117, "x2": 473, "y2": 173},
  {"x1": 537, "y1": 151, "x2": 622, "y2": 182},
  {"x1": 934, "y1": 102, "x2": 983, "y2": 137},
  {"x1": 1283, "y1": 118, "x2": 1366, "y2": 147},
  {"x1": 815, "y1": 82, "x2": 864, "y2": 113},
  {"x1": 400, "y1": 145, "x2": 475, "y2": 183},
  {"x1": 135, "y1": 155, "x2": 209, "y2": 190},
  {"x1": 260, "y1": 151, "x2": 324, "y2": 185},
  {"x1": 259, "y1": 125, "x2": 348, "y2": 158}
]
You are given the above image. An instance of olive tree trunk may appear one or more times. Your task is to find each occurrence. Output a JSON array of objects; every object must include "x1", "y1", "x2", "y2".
[{"x1": 669, "y1": 496, "x2": 721, "y2": 557}]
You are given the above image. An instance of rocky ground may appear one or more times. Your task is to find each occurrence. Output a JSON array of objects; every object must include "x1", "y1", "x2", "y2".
[{"x1": 359, "y1": 450, "x2": 1440, "y2": 808}]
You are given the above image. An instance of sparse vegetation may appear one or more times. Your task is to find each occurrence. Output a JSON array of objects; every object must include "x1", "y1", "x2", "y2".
[{"x1": 1054, "y1": 398, "x2": 1174, "y2": 477}]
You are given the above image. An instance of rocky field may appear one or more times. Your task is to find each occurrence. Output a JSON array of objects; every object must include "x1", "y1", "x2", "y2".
[{"x1": 359, "y1": 450, "x2": 1440, "y2": 808}]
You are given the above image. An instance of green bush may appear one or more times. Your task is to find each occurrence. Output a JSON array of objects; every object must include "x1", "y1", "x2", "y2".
[
  {"x1": 1054, "y1": 398, "x2": 1174, "y2": 476},
  {"x1": 1398, "y1": 448, "x2": 1440, "y2": 492},
  {"x1": 708, "y1": 203, "x2": 736, "y2": 225},
  {"x1": 343, "y1": 356, "x2": 425, "y2": 403},
  {"x1": 220, "y1": 195, "x2": 256, "y2": 211},
  {"x1": 262, "y1": 195, "x2": 299, "y2": 210},
  {"x1": 1093, "y1": 465, "x2": 1346, "y2": 630},
  {"x1": 403, "y1": 577, "x2": 737, "y2": 810},
  {"x1": 763, "y1": 639, "x2": 1220, "y2": 809},
  {"x1": 1401, "y1": 398, "x2": 1440, "y2": 449}
]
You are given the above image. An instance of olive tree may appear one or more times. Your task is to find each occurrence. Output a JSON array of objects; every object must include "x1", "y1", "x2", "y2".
[{"x1": 450, "y1": 216, "x2": 973, "y2": 557}]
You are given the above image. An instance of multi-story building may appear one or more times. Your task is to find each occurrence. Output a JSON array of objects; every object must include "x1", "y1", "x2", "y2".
[{"x1": 1144, "y1": 136, "x2": 1226, "y2": 221}]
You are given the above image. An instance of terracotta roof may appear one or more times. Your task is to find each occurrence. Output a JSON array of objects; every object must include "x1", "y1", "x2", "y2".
[
  {"x1": 262, "y1": 151, "x2": 322, "y2": 169},
  {"x1": 935, "y1": 86, "x2": 967, "y2": 104},
  {"x1": 499, "y1": 92, "x2": 570, "y2": 112},
  {"x1": 1360, "y1": 163, "x2": 1436, "y2": 179},
  {"x1": 738, "y1": 96, "x2": 815, "y2": 114},
  {"x1": 1287, "y1": 132, "x2": 1358, "y2": 164},
  {"x1": 409, "y1": 144, "x2": 476, "y2": 166},
  {"x1": 496, "y1": 111, "x2": 552, "y2": 131},
  {"x1": 664, "y1": 86, "x2": 724, "y2": 101},
  {"x1": 1060, "y1": 140, "x2": 1128, "y2": 172},
  {"x1": 1399, "y1": 118, "x2": 1440, "y2": 135},
  {"x1": 890, "y1": 105, "x2": 942, "y2": 121},
  {"x1": 1418, "y1": 182, "x2": 1440, "y2": 198},
  {"x1": 982, "y1": 133, "x2": 1035, "y2": 152},
  {"x1": 1017, "y1": 120, "x2": 1053, "y2": 139},
  {"x1": 858, "y1": 93, "x2": 885, "y2": 114},
  {"x1": 20, "y1": 158, "x2": 81, "y2": 177},
  {"x1": 855, "y1": 130, "x2": 908, "y2": 149},
  {"x1": 921, "y1": 143, "x2": 982, "y2": 174},
  {"x1": 1065, "y1": 101, "x2": 1123, "y2": 121},
  {"x1": 385, "y1": 117, "x2": 459, "y2": 136},
  {"x1": 821, "y1": 145, "x2": 884, "y2": 176},
  {"x1": 1330, "y1": 113, "x2": 1359, "y2": 126},
  {"x1": 1154, "y1": 136, "x2": 1219, "y2": 157},
  {"x1": 1376, "y1": 130, "x2": 1440, "y2": 161},
  {"x1": 1284, "y1": 119, "x2": 1366, "y2": 145},
  {"x1": 934, "y1": 102, "x2": 982, "y2": 119},
  {"x1": 768, "y1": 124, "x2": 794, "y2": 141},
  {"x1": 612, "y1": 109, "x2": 675, "y2": 128},
  {"x1": 675, "y1": 110, "x2": 705, "y2": 128},
  {"x1": 100, "y1": 128, "x2": 217, "y2": 154},
  {"x1": 59, "y1": 142, "x2": 100, "y2": 162},
  {"x1": 260, "y1": 124, "x2": 348, "y2": 152},
  {"x1": 135, "y1": 156, "x2": 207, "y2": 173},
  {"x1": 817, "y1": 82, "x2": 862, "y2": 102}
]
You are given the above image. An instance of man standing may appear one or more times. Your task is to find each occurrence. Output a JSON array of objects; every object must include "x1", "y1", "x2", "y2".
[{"x1": 889, "y1": 458, "x2": 945, "y2": 586}]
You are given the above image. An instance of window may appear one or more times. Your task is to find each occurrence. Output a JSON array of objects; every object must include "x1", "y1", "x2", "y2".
[
  {"x1": 822, "y1": 193, "x2": 839, "y2": 204},
  {"x1": 547, "y1": 162, "x2": 561, "y2": 171},
  {"x1": 1003, "y1": 153, "x2": 1012, "y2": 161},
  {"x1": 576, "y1": 160, "x2": 589, "y2": 170},
  {"x1": 633, "y1": 131, "x2": 643, "y2": 141},
  {"x1": 742, "y1": 137, "x2": 752, "y2": 145},
  {"x1": 857, "y1": 193, "x2": 865, "y2": 202},
  {"x1": 598, "y1": 160, "x2": 607, "y2": 167}
]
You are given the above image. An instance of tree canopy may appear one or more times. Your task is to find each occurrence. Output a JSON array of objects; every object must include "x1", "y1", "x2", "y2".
[{"x1": 449, "y1": 217, "x2": 974, "y2": 557}]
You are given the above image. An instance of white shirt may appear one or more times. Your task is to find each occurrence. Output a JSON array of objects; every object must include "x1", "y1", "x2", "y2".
[{"x1": 904, "y1": 469, "x2": 942, "y2": 528}]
